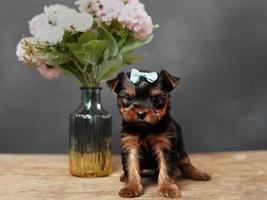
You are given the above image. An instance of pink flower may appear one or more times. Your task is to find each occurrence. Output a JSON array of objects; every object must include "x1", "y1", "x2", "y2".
[
  {"x1": 117, "y1": 0, "x2": 153, "y2": 38},
  {"x1": 75, "y1": 0, "x2": 153, "y2": 38},
  {"x1": 36, "y1": 59, "x2": 62, "y2": 80}
]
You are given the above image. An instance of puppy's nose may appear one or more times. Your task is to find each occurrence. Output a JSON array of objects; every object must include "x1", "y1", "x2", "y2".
[{"x1": 137, "y1": 111, "x2": 147, "y2": 119}]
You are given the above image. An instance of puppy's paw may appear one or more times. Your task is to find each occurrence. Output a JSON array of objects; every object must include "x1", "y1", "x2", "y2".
[
  {"x1": 187, "y1": 170, "x2": 211, "y2": 181},
  {"x1": 120, "y1": 173, "x2": 128, "y2": 182},
  {"x1": 119, "y1": 187, "x2": 143, "y2": 198},
  {"x1": 158, "y1": 184, "x2": 181, "y2": 198}
]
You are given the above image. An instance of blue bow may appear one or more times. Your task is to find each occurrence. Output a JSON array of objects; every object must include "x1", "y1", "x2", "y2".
[{"x1": 130, "y1": 69, "x2": 158, "y2": 84}]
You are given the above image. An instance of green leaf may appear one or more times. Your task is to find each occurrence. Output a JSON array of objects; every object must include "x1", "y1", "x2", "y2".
[
  {"x1": 94, "y1": 55, "x2": 123, "y2": 82},
  {"x1": 83, "y1": 40, "x2": 107, "y2": 66},
  {"x1": 63, "y1": 32, "x2": 77, "y2": 43},
  {"x1": 117, "y1": 28, "x2": 129, "y2": 49},
  {"x1": 99, "y1": 25, "x2": 118, "y2": 58},
  {"x1": 122, "y1": 53, "x2": 146, "y2": 65},
  {"x1": 120, "y1": 34, "x2": 154, "y2": 54},
  {"x1": 67, "y1": 43, "x2": 85, "y2": 64},
  {"x1": 37, "y1": 48, "x2": 70, "y2": 65},
  {"x1": 78, "y1": 31, "x2": 96, "y2": 44},
  {"x1": 68, "y1": 40, "x2": 107, "y2": 66}
]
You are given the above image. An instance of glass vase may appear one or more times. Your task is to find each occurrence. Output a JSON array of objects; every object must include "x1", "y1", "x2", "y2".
[{"x1": 69, "y1": 87, "x2": 112, "y2": 177}]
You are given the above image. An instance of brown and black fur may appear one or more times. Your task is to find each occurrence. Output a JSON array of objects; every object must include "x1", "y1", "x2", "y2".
[{"x1": 107, "y1": 70, "x2": 211, "y2": 198}]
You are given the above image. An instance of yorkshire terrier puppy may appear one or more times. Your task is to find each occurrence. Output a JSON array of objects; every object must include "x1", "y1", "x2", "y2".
[{"x1": 107, "y1": 69, "x2": 211, "y2": 198}]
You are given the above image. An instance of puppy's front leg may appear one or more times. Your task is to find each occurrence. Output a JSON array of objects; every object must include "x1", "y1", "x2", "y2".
[
  {"x1": 156, "y1": 149, "x2": 181, "y2": 198},
  {"x1": 151, "y1": 134, "x2": 181, "y2": 198},
  {"x1": 119, "y1": 135, "x2": 143, "y2": 198}
]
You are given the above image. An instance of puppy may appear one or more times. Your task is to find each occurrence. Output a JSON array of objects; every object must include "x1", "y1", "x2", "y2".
[{"x1": 107, "y1": 69, "x2": 211, "y2": 198}]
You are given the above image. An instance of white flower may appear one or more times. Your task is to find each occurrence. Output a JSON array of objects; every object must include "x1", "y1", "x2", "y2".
[
  {"x1": 35, "y1": 23, "x2": 64, "y2": 45},
  {"x1": 28, "y1": 4, "x2": 94, "y2": 45},
  {"x1": 44, "y1": 4, "x2": 75, "y2": 25},
  {"x1": 28, "y1": 13, "x2": 49, "y2": 36},
  {"x1": 75, "y1": 0, "x2": 92, "y2": 12},
  {"x1": 16, "y1": 40, "x2": 26, "y2": 62},
  {"x1": 57, "y1": 12, "x2": 93, "y2": 32},
  {"x1": 16, "y1": 37, "x2": 37, "y2": 63}
]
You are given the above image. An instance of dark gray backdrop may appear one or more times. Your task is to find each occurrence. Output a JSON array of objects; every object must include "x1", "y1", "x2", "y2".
[{"x1": 0, "y1": 0, "x2": 266, "y2": 154}]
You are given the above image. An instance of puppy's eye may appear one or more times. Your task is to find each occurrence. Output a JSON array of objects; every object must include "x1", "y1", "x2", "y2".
[
  {"x1": 151, "y1": 96, "x2": 163, "y2": 107},
  {"x1": 123, "y1": 96, "x2": 134, "y2": 106},
  {"x1": 126, "y1": 96, "x2": 134, "y2": 102}
]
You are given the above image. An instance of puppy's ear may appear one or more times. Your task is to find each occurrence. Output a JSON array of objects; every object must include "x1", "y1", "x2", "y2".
[
  {"x1": 159, "y1": 70, "x2": 181, "y2": 92},
  {"x1": 106, "y1": 72, "x2": 126, "y2": 93}
]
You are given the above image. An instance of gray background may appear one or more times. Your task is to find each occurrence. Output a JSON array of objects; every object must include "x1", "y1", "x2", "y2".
[{"x1": 0, "y1": 0, "x2": 266, "y2": 154}]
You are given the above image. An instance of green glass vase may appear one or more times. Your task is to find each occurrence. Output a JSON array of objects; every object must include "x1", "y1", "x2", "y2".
[{"x1": 69, "y1": 87, "x2": 112, "y2": 177}]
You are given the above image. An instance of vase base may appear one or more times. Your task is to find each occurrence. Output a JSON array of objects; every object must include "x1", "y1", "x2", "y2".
[
  {"x1": 69, "y1": 150, "x2": 112, "y2": 178},
  {"x1": 70, "y1": 170, "x2": 112, "y2": 178}
]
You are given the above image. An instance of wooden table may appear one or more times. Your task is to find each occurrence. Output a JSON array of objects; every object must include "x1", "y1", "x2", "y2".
[{"x1": 0, "y1": 151, "x2": 266, "y2": 200}]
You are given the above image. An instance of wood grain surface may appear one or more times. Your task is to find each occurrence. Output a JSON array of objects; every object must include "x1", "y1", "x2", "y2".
[{"x1": 0, "y1": 151, "x2": 266, "y2": 200}]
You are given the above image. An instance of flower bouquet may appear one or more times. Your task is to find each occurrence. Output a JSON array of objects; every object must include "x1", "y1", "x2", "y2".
[
  {"x1": 16, "y1": 0, "x2": 155, "y2": 86},
  {"x1": 16, "y1": 0, "x2": 156, "y2": 177}
]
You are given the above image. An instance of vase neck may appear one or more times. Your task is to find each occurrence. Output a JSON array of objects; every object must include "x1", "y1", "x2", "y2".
[{"x1": 80, "y1": 87, "x2": 102, "y2": 109}]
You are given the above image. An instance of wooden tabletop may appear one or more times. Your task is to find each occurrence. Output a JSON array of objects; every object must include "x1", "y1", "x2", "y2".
[{"x1": 0, "y1": 151, "x2": 266, "y2": 200}]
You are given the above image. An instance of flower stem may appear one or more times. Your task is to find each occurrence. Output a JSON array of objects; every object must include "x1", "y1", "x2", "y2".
[{"x1": 72, "y1": 59, "x2": 92, "y2": 87}]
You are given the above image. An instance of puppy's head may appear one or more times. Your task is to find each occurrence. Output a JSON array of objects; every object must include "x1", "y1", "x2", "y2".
[{"x1": 107, "y1": 70, "x2": 180, "y2": 126}]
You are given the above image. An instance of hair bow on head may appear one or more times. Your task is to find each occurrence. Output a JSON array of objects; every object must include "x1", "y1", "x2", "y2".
[{"x1": 130, "y1": 69, "x2": 158, "y2": 84}]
